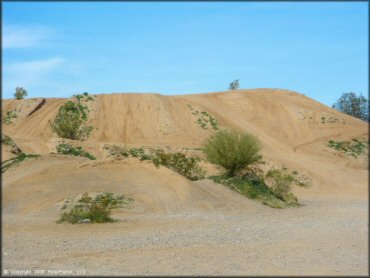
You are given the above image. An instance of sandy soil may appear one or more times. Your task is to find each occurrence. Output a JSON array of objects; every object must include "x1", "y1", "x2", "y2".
[{"x1": 1, "y1": 89, "x2": 368, "y2": 275}]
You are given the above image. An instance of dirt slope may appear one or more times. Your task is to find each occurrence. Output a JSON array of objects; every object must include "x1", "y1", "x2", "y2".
[
  {"x1": 2, "y1": 89, "x2": 368, "y2": 197},
  {"x1": 1, "y1": 89, "x2": 368, "y2": 275}
]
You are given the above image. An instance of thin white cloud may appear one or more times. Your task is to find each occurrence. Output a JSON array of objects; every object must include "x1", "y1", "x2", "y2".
[
  {"x1": 3, "y1": 57, "x2": 65, "y2": 97},
  {"x1": 6, "y1": 57, "x2": 65, "y2": 73},
  {"x1": 3, "y1": 24, "x2": 52, "y2": 48}
]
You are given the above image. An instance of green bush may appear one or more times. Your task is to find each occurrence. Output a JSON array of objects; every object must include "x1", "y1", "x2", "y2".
[
  {"x1": 51, "y1": 101, "x2": 92, "y2": 140},
  {"x1": 56, "y1": 143, "x2": 96, "y2": 160},
  {"x1": 203, "y1": 129, "x2": 262, "y2": 177},
  {"x1": 14, "y1": 87, "x2": 28, "y2": 100},
  {"x1": 58, "y1": 192, "x2": 133, "y2": 224}
]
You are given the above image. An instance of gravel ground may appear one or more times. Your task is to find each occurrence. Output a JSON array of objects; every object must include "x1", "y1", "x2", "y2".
[{"x1": 2, "y1": 197, "x2": 368, "y2": 276}]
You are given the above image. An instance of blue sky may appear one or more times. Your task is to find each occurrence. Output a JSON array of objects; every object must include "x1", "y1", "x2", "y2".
[{"x1": 2, "y1": 2, "x2": 368, "y2": 106}]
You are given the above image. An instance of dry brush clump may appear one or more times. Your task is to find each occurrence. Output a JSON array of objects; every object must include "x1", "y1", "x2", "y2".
[
  {"x1": 328, "y1": 138, "x2": 368, "y2": 158},
  {"x1": 265, "y1": 168, "x2": 298, "y2": 204},
  {"x1": 104, "y1": 145, "x2": 205, "y2": 181},
  {"x1": 58, "y1": 192, "x2": 134, "y2": 224},
  {"x1": 2, "y1": 110, "x2": 17, "y2": 125},
  {"x1": 56, "y1": 143, "x2": 96, "y2": 160}
]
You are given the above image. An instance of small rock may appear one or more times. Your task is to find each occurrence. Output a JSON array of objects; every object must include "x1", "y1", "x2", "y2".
[{"x1": 79, "y1": 219, "x2": 91, "y2": 224}]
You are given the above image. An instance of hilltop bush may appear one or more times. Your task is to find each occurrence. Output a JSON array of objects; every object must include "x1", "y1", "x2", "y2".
[
  {"x1": 229, "y1": 79, "x2": 240, "y2": 90},
  {"x1": 14, "y1": 87, "x2": 28, "y2": 100},
  {"x1": 51, "y1": 101, "x2": 92, "y2": 140},
  {"x1": 203, "y1": 129, "x2": 262, "y2": 177}
]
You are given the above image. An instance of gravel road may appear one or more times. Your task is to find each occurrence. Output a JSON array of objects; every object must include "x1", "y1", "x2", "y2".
[{"x1": 3, "y1": 196, "x2": 367, "y2": 276}]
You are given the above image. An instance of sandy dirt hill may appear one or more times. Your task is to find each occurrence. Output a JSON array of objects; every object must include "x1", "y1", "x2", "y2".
[{"x1": 1, "y1": 89, "x2": 368, "y2": 275}]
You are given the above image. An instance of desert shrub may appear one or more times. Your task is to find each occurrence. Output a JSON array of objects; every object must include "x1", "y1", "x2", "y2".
[
  {"x1": 103, "y1": 144, "x2": 130, "y2": 157},
  {"x1": 152, "y1": 150, "x2": 205, "y2": 180},
  {"x1": 2, "y1": 110, "x2": 17, "y2": 125},
  {"x1": 103, "y1": 145, "x2": 204, "y2": 180},
  {"x1": 51, "y1": 101, "x2": 92, "y2": 140},
  {"x1": 14, "y1": 87, "x2": 28, "y2": 100},
  {"x1": 328, "y1": 138, "x2": 368, "y2": 158},
  {"x1": 229, "y1": 79, "x2": 240, "y2": 90},
  {"x1": 58, "y1": 192, "x2": 133, "y2": 224},
  {"x1": 265, "y1": 168, "x2": 298, "y2": 204},
  {"x1": 56, "y1": 143, "x2": 96, "y2": 160},
  {"x1": 1, "y1": 153, "x2": 41, "y2": 173},
  {"x1": 209, "y1": 175, "x2": 291, "y2": 208},
  {"x1": 128, "y1": 147, "x2": 146, "y2": 158},
  {"x1": 203, "y1": 129, "x2": 262, "y2": 177}
]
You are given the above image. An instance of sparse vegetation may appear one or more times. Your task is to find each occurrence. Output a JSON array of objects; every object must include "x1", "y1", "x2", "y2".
[
  {"x1": 2, "y1": 110, "x2": 17, "y2": 125},
  {"x1": 74, "y1": 92, "x2": 95, "y2": 102},
  {"x1": 203, "y1": 129, "x2": 262, "y2": 177},
  {"x1": 321, "y1": 116, "x2": 340, "y2": 124},
  {"x1": 56, "y1": 143, "x2": 96, "y2": 160},
  {"x1": 14, "y1": 87, "x2": 28, "y2": 100},
  {"x1": 187, "y1": 105, "x2": 219, "y2": 130},
  {"x1": 58, "y1": 192, "x2": 133, "y2": 224},
  {"x1": 1, "y1": 153, "x2": 41, "y2": 173},
  {"x1": 1, "y1": 134, "x2": 13, "y2": 146},
  {"x1": 229, "y1": 79, "x2": 240, "y2": 90},
  {"x1": 51, "y1": 100, "x2": 93, "y2": 140},
  {"x1": 1, "y1": 134, "x2": 40, "y2": 172},
  {"x1": 209, "y1": 173, "x2": 298, "y2": 209},
  {"x1": 104, "y1": 145, "x2": 205, "y2": 180},
  {"x1": 328, "y1": 138, "x2": 368, "y2": 158},
  {"x1": 1, "y1": 134, "x2": 22, "y2": 155},
  {"x1": 265, "y1": 168, "x2": 298, "y2": 204},
  {"x1": 151, "y1": 150, "x2": 205, "y2": 181}
]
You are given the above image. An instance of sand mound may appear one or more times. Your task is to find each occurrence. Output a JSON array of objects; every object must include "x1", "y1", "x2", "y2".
[
  {"x1": 2, "y1": 89, "x2": 367, "y2": 198},
  {"x1": 2, "y1": 155, "x2": 264, "y2": 221}
]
